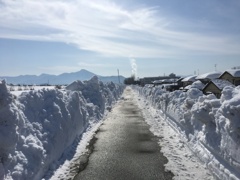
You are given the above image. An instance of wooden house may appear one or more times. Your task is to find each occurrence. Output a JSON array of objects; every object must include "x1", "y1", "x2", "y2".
[
  {"x1": 219, "y1": 70, "x2": 240, "y2": 86},
  {"x1": 181, "y1": 75, "x2": 197, "y2": 87},
  {"x1": 176, "y1": 77, "x2": 184, "y2": 87},
  {"x1": 202, "y1": 79, "x2": 235, "y2": 98}
]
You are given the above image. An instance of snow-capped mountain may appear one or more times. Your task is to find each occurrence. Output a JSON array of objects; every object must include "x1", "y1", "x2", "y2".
[{"x1": 0, "y1": 69, "x2": 125, "y2": 85}]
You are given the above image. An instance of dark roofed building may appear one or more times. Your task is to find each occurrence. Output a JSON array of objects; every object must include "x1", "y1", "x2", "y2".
[
  {"x1": 219, "y1": 70, "x2": 240, "y2": 86},
  {"x1": 202, "y1": 79, "x2": 235, "y2": 98},
  {"x1": 181, "y1": 75, "x2": 197, "y2": 87},
  {"x1": 140, "y1": 74, "x2": 180, "y2": 86}
]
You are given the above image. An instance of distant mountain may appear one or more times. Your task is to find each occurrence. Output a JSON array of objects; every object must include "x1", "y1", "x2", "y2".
[{"x1": 0, "y1": 69, "x2": 125, "y2": 85}]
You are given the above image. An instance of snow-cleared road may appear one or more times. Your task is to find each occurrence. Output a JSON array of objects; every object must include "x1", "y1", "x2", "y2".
[{"x1": 74, "y1": 87, "x2": 174, "y2": 180}]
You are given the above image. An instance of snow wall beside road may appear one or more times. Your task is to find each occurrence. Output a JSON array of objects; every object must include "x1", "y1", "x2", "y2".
[
  {"x1": 0, "y1": 76, "x2": 124, "y2": 180},
  {"x1": 135, "y1": 85, "x2": 240, "y2": 180}
]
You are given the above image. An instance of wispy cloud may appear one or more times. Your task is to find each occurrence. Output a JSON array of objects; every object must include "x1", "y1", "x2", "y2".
[{"x1": 0, "y1": 0, "x2": 240, "y2": 59}]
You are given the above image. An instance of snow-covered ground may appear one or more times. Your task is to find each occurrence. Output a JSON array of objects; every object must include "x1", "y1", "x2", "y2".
[
  {"x1": 133, "y1": 90, "x2": 213, "y2": 179},
  {"x1": 9, "y1": 86, "x2": 57, "y2": 97},
  {"x1": 49, "y1": 86, "x2": 214, "y2": 180},
  {"x1": 133, "y1": 85, "x2": 240, "y2": 180},
  {"x1": 1, "y1": 75, "x2": 240, "y2": 180},
  {"x1": 0, "y1": 77, "x2": 124, "y2": 180}
]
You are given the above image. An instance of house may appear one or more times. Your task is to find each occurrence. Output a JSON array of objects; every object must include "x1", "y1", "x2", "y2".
[
  {"x1": 165, "y1": 84, "x2": 181, "y2": 92},
  {"x1": 153, "y1": 78, "x2": 176, "y2": 85},
  {"x1": 140, "y1": 77, "x2": 166, "y2": 86},
  {"x1": 176, "y1": 77, "x2": 184, "y2": 87},
  {"x1": 152, "y1": 77, "x2": 183, "y2": 91},
  {"x1": 140, "y1": 75, "x2": 180, "y2": 86},
  {"x1": 152, "y1": 79, "x2": 165, "y2": 86},
  {"x1": 219, "y1": 69, "x2": 240, "y2": 86},
  {"x1": 202, "y1": 79, "x2": 235, "y2": 98},
  {"x1": 181, "y1": 75, "x2": 197, "y2": 87},
  {"x1": 196, "y1": 72, "x2": 222, "y2": 84}
]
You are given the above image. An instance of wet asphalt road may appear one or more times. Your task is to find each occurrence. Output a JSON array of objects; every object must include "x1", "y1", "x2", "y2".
[{"x1": 74, "y1": 88, "x2": 173, "y2": 180}]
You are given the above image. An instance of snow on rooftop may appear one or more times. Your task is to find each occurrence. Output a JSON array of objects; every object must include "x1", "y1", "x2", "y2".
[
  {"x1": 181, "y1": 75, "x2": 197, "y2": 82},
  {"x1": 153, "y1": 79, "x2": 175, "y2": 84},
  {"x1": 211, "y1": 79, "x2": 235, "y2": 90},
  {"x1": 224, "y1": 69, "x2": 240, "y2": 77},
  {"x1": 162, "y1": 79, "x2": 174, "y2": 83},
  {"x1": 152, "y1": 80, "x2": 163, "y2": 84},
  {"x1": 196, "y1": 71, "x2": 222, "y2": 80}
]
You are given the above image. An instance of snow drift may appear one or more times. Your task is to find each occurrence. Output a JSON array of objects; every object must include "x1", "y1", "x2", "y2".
[
  {"x1": 135, "y1": 85, "x2": 240, "y2": 180},
  {"x1": 0, "y1": 77, "x2": 124, "y2": 180}
]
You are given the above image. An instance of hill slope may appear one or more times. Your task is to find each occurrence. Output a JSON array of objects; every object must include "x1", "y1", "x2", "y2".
[{"x1": 0, "y1": 69, "x2": 125, "y2": 85}]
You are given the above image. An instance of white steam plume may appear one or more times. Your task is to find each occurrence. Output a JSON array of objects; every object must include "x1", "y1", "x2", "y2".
[{"x1": 130, "y1": 58, "x2": 137, "y2": 79}]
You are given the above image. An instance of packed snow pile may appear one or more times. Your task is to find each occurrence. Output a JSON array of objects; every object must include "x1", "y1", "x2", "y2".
[
  {"x1": 184, "y1": 80, "x2": 205, "y2": 90},
  {"x1": 134, "y1": 85, "x2": 240, "y2": 180},
  {"x1": 0, "y1": 77, "x2": 124, "y2": 180}
]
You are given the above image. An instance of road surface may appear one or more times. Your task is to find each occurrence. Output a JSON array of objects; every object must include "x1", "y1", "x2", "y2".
[{"x1": 74, "y1": 87, "x2": 174, "y2": 180}]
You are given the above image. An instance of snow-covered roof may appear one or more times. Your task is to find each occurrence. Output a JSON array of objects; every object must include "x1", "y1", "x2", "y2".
[
  {"x1": 153, "y1": 80, "x2": 163, "y2": 84},
  {"x1": 162, "y1": 79, "x2": 174, "y2": 83},
  {"x1": 196, "y1": 72, "x2": 222, "y2": 80},
  {"x1": 162, "y1": 83, "x2": 177, "y2": 87},
  {"x1": 210, "y1": 79, "x2": 235, "y2": 90},
  {"x1": 153, "y1": 79, "x2": 175, "y2": 84},
  {"x1": 181, "y1": 75, "x2": 197, "y2": 82},
  {"x1": 224, "y1": 69, "x2": 240, "y2": 78},
  {"x1": 184, "y1": 80, "x2": 204, "y2": 90}
]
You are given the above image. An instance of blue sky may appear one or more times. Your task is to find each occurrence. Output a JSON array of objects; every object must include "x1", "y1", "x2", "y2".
[{"x1": 0, "y1": 0, "x2": 240, "y2": 78}]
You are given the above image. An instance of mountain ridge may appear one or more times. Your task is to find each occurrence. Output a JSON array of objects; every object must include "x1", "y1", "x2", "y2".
[{"x1": 0, "y1": 69, "x2": 125, "y2": 85}]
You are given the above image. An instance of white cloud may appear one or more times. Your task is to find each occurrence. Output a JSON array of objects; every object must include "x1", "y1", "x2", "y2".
[{"x1": 0, "y1": 0, "x2": 240, "y2": 59}]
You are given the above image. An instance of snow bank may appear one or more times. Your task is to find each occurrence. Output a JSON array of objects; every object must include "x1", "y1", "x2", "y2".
[
  {"x1": 0, "y1": 77, "x2": 124, "y2": 180},
  {"x1": 134, "y1": 85, "x2": 240, "y2": 179},
  {"x1": 184, "y1": 80, "x2": 205, "y2": 90}
]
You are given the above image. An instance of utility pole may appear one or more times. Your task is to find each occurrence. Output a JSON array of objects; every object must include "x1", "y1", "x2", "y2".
[
  {"x1": 117, "y1": 69, "x2": 120, "y2": 84},
  {"x1": 215, "y1": 64, "x2": 217, "y2": 71}
]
